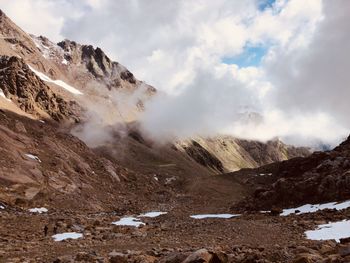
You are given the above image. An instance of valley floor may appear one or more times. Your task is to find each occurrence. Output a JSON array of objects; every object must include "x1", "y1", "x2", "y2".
[{"x1": 1, "y1": 203, "x2": 350, "y2": 262}]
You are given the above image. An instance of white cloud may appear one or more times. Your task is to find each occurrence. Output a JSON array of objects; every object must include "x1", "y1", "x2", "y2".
[
  {"x1": 2, "y1": 0, "x2": 350, "y2": 147},
  {"x1": 0, "y1": 0, "x2": 87, "y2": 42},
  {"x1": 263, "y1": 0, "x2": 350, "y2": 145}
]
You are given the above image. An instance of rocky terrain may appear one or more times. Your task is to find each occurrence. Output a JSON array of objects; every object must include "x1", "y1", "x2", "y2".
[
  {"x1": 0, "y1": 55, "x2": 80, "y2": 122},
  {"x1": 228, "y1": 135, "x2": 350, "y2": 212},
  {"x1": 0, "y1": 8, "x2": 349, "y2": 263}
]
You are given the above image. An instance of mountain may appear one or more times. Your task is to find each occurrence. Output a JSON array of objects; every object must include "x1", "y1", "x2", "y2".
[
  {"x1": 0, "y1": 9, "x2": 309, "y2": 177},
  {"x1": 3, "y1": 9, "x2": 349, "y2": 263}
]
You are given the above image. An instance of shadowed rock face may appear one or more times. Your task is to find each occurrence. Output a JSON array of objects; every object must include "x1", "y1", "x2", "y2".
[
  {"x1": 0, "y1": 55, "x2": 79, "y2": 122},
  {"x1": 184, "y1": 140, "x2": 225, "y2": 173}
]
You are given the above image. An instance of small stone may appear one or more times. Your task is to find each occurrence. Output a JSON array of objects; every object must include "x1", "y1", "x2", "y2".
[
  {"x1": 109, "y1": 251, "x2": 127, "y2": 263},
  {"x1": 338, "y1": 245, "x2": 350, "y2": 257}
]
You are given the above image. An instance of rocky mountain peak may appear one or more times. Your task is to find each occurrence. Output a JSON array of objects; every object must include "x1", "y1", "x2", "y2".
[
  {"x1": 57, "y1": 39, "x2": 78, "y2": 51},
  {"x1": 334, "y1": 135, "x2": 350, "y2": 152},
  {"x1": 57, "y1": 39, "x2": 139, "y2": 89},
  {"x1": 81, "y1": 44, "x2": 114, "y2": 78}
]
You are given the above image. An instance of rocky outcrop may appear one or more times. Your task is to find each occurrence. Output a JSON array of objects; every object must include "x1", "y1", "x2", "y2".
[
  {"x1": 231, "y1": 135, "x2": 350, "y2": 210},
  {"x1": 236, "y1": 138, "x2": 310, "y2": 166},
  {"x1": 0, "y1": 55, "x2": 79, "y2": 122},
  {"x1": 57, "y1": 39, "x2": 156, "y2": 93},
  {"x1": 175, "y1": 137, "x2": 310, "y2": 173},
  {"x1": 182, "y1": 249, "x2": 227, "y2": 263}
]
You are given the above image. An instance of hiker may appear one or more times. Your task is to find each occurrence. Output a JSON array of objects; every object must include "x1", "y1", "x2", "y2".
[
  {"x1": 53, "y1": 225, "x2": 58, "y2": 235},
  {"x1": 44, "y1": 225, "x2": 48, "y2": 236}
]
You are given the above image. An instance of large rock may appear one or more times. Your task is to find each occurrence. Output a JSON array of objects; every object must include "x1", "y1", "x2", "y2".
[
  {"x1": 182, "y1": 249, "x2": 227, "y2": 263},
  {"x1": 292, "y1": 253, "x2": 323, "y2": 263},
  {"x1": 109, "y1": 251, "x2": 128, "y2": 263}
]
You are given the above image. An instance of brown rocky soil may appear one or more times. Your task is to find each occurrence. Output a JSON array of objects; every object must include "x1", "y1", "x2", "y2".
[{"x1": 1, "y1": 205, "x2": 350, "y2": 262}]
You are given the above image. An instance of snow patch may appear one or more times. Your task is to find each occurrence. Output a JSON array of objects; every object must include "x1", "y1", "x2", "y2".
[
  {"x1": 61, "y1": 59, "x2": 68, "y2": 65},
  {"x1": 112, "y1": 217, "x2": 145, "y2": 227},
  {"x1": 0, "y1": 88, "x2": 11, "y2": 102},
  {"x1": 305, "y1": 220, "x2": 350, "y2": 242},
  {"x1": 25, "y1": 154, "x2": 41, "y2": 163},
  {"x1": 0, "y1": 205, "x2": 4, "y2": 209},
  {"x1": 190, "y1": 214, "x2": 240, "y2": 219},
  {"x1": 32, "y1": 36, "x2": 58, "y2": 60},
  {"x1": 281, "y1": 200, "x2": 350, "y2": 216},
  {"x1": 165, "y1": 176, "x2": 177, "y2": 185},
  {"x1": 52, "y1": 232, "x2": 83, "y2": 241},
  {"x1": 138, "y1": 212, "x2": 167, "y2": 218},
  {"x1": 112, "y1": 211, "x2": 167, "y2": 227},
  {"x1": 28, "y1": 65, "x2": 83, "y2": 95},
  {"x1": 254, "y1": 173, "x2": 272, "y2": 177},
  {"x1": 29, "y1": 207, "x2": 48, "y2": 214}
]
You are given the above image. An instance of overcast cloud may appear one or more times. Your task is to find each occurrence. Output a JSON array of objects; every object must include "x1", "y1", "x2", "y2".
[{"x1": 1, "y1": 0, "x2": 349, "y2": 147}]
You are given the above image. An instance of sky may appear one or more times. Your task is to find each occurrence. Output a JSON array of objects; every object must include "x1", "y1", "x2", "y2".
[{"x1": 1, "y1": 0, "x2": 349, "y2": 147}]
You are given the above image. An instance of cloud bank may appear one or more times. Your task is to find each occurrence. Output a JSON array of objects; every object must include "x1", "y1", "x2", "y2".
[{"x1": 1, "y1": 0, "x2": 350, "y2": 147}]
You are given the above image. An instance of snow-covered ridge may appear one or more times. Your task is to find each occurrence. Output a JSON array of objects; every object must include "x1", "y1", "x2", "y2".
[
  {"x1": 32, "y1": 36, "x2": 68, "y2": 65},
  {"x1": 28, "y1": 65, "x2": 83, "y2": 95}
]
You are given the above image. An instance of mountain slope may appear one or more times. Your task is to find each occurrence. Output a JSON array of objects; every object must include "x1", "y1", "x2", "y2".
[
  {"x1": 228, "y1": 135, "x2": 350, "y2": 211},
  {"x1": 0, "y1": 8, "x2": 309, "y2": 178},
  {"x1": 175, "y1": 136, "x2": 310, "y2": 173}
]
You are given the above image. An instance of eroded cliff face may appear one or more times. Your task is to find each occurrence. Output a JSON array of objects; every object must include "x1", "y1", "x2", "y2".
[{"x1": 0, "y1": 55, "x2": 80, "y2": 121}]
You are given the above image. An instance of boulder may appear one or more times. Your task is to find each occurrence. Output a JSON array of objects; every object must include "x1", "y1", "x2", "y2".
[
  {"x1": 109, "y1": 251, "x2": 128, "y2": 263},
  {"x1": 182, "y1": 249, "x2": 227, "y2": 263}
]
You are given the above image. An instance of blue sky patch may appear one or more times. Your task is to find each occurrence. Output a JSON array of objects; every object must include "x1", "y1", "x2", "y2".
[
  {"x1": 258, "y1": 0, "x2": 276, "y2": 11},
  {"x1": 222, "y1": 45, "x2": 268, "y2": 67}
]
